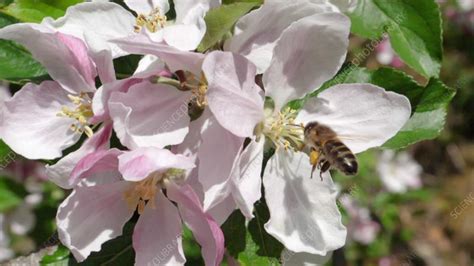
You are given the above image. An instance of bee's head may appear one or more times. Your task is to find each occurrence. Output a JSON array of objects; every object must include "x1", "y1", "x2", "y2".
[
  {"x1": 304, "y1": 121, "x2": 336, "y2": 146},
  {"x1": 304, "y1": 122, "x2": 321, "y2": 147},
  {"x1": 304, "y1": 121, "x2": 319, "y2": 137}
]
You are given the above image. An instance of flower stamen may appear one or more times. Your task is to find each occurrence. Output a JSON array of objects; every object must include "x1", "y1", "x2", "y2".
[
  {"x1": 57, "y1": 92, "x2": 94, "y2": 137},
  {"x1": 181, "y1": 72, "x2": 208, "y2": 108},
  {"x1": 134, "y1": 8, "x2": 167, "y2": 33},
  {"x1": 123, "y1": 168, "x2": 186, "y2": 214},
  {"x1": 262, "y1": 107, "x2": 305, "y2": 152}
]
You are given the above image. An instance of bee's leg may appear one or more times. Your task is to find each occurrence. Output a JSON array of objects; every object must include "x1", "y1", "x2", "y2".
[
  {"x1": 309, "y1": 149, "x2": 320, "y2": 179},
  {"x1": 320, "y1": 161, "x2": 331, "y2": 181}
]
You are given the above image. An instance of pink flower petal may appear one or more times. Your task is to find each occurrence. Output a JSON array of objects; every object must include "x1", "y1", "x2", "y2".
[
  {"x1": 0, "y1": 24, "x2": 96, "y2": 93},
  {"x1": 1, "y1": 81, "x2": 79, "y2": 160},
  {"x1": 113, "y1": 34, "x2": 205, "y2": 74},
  {"x1": 57, "y1": 181, "x2": 133, "y2": 262},
  {"x1": 118, "y1": 147, "x2": 195, "y2": 182},
  {"x1": 167, "y1": 183, "x2": 225, "y2": 266},
  {"x1": 42, "y1": 2, "x2": 136, "y2": 58},
  {"x1": 203, "y1": 51, "x2": 264, "y2": 137},
  {"x1": 109, "y1": 81, "x2": 193, "y2": 149},
  {"x1": 69, "y1": 148, "x2": 123, "y2": 187},
  {"x1": 133, "y1": 190, "x2": 186, "y2": 266},
  {"x1": 46, "y1": 123, "x2": 113, "y2": 189},
  {"x1": 92, "y1": 78, "x2": 143, "y2": 122}
]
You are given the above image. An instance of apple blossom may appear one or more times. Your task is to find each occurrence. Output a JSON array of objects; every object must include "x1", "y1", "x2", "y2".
[
  {"x1": 57, "y1": 147, "x2": 224, "y2": 265},
  {"x1": 339, "y1": 195, "x2": 380, "y2": 245},
  {"x1": 376, "y1": 150, "x2": 423, "y2": 193},
  {"x1": 125, "y1": 0, "x2": 220, "y2": 51},
  {"x1": 0, "y1": 25, "x2": 101, "y2": 160}
]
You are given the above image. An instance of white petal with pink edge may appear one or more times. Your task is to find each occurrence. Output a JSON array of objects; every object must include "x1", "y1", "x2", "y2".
[
  {"x1": 167, "y1": 183, "x2": 225, "y2": 266},
  {"x1": 46, "y1": 124, "x2": 112, "y2": 189},
  {"x1": 42, "y1": 2, "x2": 135, "y2": 58},
  {"x1": 108, "y1": 81, "x2": 192, "y2": 149},
  {"x1": 0, "y1": 24, "x2": 96, "y2": 93},
  {"x1": 118, "y1": 147, "x2": 195, "y2": 182}
]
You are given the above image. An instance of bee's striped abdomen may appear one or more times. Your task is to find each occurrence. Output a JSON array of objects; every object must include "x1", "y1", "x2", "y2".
[{"x1": 323, "y1": 139, "x2": 358, "y2": 175}]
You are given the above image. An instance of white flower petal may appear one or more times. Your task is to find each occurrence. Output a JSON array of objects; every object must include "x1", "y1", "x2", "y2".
[
  {"x1": 281, "y1": 249, "x2": 332, "y2": 266},
  {"x1": 231, "y1": 138, "x2": 264, "y2": 220},
  {"x1": 296, "y1": 84, "x2": 411, "y2": 153},
  {"x1": 133, "y1": 190, "x2": 185, "y2": 266},
  {"x1": 1, "y1": 81, "x2": 79, "y2": 160},
  {"x1": 263, "y1": 12, "x2": 350, "y2": 109},
  {"x1": 43, "y1": 2, "x2": 136, "y2": 58},
  {"x1": 57, "y1": 181, "x2": 133, "y2": 262},
  {"x1": 125, "y1": 0, "x2": 169, "y2": 15},
  {"x1": 203, "y1": 51, "x2": 264, "y2": 137},
  {"x1": 113, "y1": 34, "x2": 205, "y2": 74},
  {"x1": 198, "y1": 116, "x2": 244, "y2": 211},
  {"x1": 263, "y1": 150, "x2": 346, "y2": 255},
  {"x1": 225, "y1": 0, "x2": 337, "y2": 73}
]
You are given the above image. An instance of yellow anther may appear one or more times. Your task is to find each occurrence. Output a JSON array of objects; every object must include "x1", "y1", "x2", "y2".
[
  {"x1": 123, "y1": 168, "x2": 186, "y2": 214},
  {"x1": 262, "y1": 107, "x2": 304, "y2": 152},
  {"x1": 134, "y1": 8, "x2": 167, "y2": 33},
  {"x1": 57, "y1": 92, "x2": 94, "y2": 138}
]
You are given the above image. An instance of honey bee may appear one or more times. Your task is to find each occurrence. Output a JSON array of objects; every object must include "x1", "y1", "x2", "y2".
[{"x1": 304, "y1": 121, "x2": 358, "y2": 179}]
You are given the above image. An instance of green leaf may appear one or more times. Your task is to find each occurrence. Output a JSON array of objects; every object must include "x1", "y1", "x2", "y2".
[
  {"x1": 221, "y1": 210, "x2": 280, "y2": 265},
  {"x1": 1, "y1": 0, "x2": 83, "y2": 22},
  {"x1": 306, "y1": 66, "x2": 455, "y2": 149},
  {"x1": 349, "y1": 0, "x2": 443, "y2": 78},
  {"x1": 0, "y1": 139, "x2": 13, "y2": 159},
  {"x1": 222, "y1": 211, "x2": 246, "y2": 257},
  {"x1": 384, "y1": 78, "x2": 455, "y2": 149},
  {"x1": 0, "y1": 39, "x2": 49, "y2": 82},
  {"x1": 197, "y1": 2, "x2": 258, "y2": 52},
  {"x1": 41, "y1": 245, "x2": 70, "y2": 266},
  {"x1": 0, "y1": 176, "x2": 27, "y2": 212},
  {"x1": 0, "y1": 12, "x2": 48, "y2": 82},
  {"x1": 246, "y1": 200, "x2": 283, "y2": 261}
]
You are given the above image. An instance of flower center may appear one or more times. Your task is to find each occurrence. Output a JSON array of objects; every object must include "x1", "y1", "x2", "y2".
[
  {"x1": 134, "y1": 8, "x2": 167, "y2": 33},
  {"x1": 180, "y1": 71, "x2": 208, "y2": 108},
  {"x1": 57, "y1": 92, "x2": 94, "y2": 137},
  {"x1": 123, "y1": 168, "x2": 186, "y2": 214},
  {"x1": 262, "y1": 107, "x2": 304, "y2": 152}
]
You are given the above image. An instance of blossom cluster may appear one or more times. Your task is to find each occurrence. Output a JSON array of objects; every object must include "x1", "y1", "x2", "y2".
[{"x1": 0, "y1": 0, "x2": 412, "y2": 265}]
